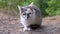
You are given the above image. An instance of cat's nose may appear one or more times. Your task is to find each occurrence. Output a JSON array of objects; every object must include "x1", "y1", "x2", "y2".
[
  {"x1": 27, "y1": 14, "x2": 30, "y2": 18},
  {"x1": 27, "y1": 16, "x2": 29, "y2": 19},
  {"x1": 25, "y1": 16, "x2": 29, "y2": 19}
]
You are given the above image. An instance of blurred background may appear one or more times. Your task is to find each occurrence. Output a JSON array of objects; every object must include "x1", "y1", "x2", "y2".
[
  {"x1": 0, "y1": 0, "x2": 60, "y2": 34},
  {"x1": 0, "y1": 0, "x2": 60, "y2": 17}
]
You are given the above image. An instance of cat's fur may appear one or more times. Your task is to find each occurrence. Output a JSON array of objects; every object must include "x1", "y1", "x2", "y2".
[{"x1": 18, "y1": 2, "x2": 42, "y2": 31}]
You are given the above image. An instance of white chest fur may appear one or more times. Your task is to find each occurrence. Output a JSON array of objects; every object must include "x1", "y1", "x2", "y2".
[{"x1": 20, "y1": 16, "x2": 36, "y2": 26}]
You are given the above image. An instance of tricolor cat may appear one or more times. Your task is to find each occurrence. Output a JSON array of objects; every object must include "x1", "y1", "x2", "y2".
[{"x1": 18, "y1": 2, "x2": 42, "y2": 31}]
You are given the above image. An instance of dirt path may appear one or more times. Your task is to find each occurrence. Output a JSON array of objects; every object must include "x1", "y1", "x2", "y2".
[{"x1": 0, "y1": 12, "x2": 60, "y2": 34}]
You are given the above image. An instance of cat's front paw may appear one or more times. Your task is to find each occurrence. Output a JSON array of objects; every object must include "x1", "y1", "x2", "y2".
[
  {"x1": 27, "y1": 28, "x2": 31, "y2": 31},
  {"x1": 23, "y1": 28, "x2": 31, "y2": 32},
  {"x1": 23, "y1": 28, "x2": 28, "y2": 32}
]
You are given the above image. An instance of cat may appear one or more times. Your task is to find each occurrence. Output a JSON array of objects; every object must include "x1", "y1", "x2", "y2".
[{"x1": 18, "y1": 2, "x2": 42, "y2": 31}]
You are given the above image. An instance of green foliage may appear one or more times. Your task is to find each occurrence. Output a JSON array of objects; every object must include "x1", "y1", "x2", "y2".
[
  {"x1": 0, "y1": 0, "x2": 60, "y2": 17},
  {"x1": 46, "y1": 0, "x2": 60, "y2": 16}
]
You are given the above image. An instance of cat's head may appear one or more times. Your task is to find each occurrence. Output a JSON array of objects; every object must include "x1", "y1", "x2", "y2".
[{"x1": 18, "y1": 2, "x2": 35, "y2": 19}]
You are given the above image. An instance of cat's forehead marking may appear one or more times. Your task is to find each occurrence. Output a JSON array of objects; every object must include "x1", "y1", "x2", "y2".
[
  {"x1": 23, "y1": 7, "x2": 33, "y2": 13},
  {"x1": 27, "y1": 8, "x2": 32, "y2": 13}
]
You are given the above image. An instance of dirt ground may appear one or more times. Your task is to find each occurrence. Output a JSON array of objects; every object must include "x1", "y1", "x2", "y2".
[{"x1": 0, "y1": 10, "x2": 60, "y2": 34}]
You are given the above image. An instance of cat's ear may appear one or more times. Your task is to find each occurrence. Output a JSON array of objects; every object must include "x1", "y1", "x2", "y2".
[
  {"x1": 18, "y1": 5, "x2": 24, "y2": 14},
  {"x1": 29, "y1": 2, "x2": 34, "y2": 7},
  {"x1": 28, "y1": 2, "x2": 34, "y2": 10}
]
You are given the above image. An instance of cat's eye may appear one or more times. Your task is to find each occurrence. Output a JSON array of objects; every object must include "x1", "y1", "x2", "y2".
[
  {"x1": 29, "y1": 13, "x2": 31, "y2": 14},
  {"x1": 23, "y1": 13, "x2": 26, "y2": 15},
  {"x1": 25, "y1": 9, "x2": 27, "y2": 11}
]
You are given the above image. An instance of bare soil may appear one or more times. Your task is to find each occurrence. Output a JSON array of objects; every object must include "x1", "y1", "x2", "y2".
[{"x1": 0, "y1": 10, "x2": 60, "y2": 34}]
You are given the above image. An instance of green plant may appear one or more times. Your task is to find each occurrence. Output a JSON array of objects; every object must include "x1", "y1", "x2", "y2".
[{"x1": 46, "y1": 0, "x2": 60, "y2": 16}]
